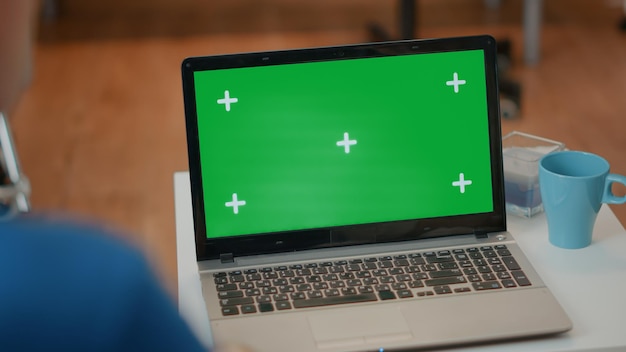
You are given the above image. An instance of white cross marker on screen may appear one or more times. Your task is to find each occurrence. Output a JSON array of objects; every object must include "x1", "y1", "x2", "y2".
[
  {"x1": 452, "y1": 173, "x2": 473, "y2": 193},
  {"x1": 225, "y1": 193, "x2": 246, "y2": 214},
  {"x1": 336, "y1": 132, "x2": 357, "y2": 153},
  {"x1": 217, "y1": 90, "x2": 238, "y2": 112},
  {"x1": 446, "y1": 72, "x2": 467, "y2": 93}
]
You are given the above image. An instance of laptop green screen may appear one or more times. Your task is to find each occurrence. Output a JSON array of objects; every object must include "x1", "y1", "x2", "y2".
[{"x1": 193, "y1": 49, "x2": 494, "y2": 239}]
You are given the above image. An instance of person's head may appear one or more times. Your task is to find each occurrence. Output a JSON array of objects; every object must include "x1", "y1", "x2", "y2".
[{"x1": 0, "y1": 0, "x2": 39, "y2": 114}]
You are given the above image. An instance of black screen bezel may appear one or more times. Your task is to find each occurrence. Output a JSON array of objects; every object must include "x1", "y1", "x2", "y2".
[{"x1": 182, "y1": 35, "x2": 506, "y2": 261}]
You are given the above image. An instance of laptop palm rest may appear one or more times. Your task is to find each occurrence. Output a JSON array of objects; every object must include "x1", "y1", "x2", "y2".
[
  {"x1": 209, "y1": 287, "x2": 571, "y2": 351},
  {"x1": 308, "y1": 306, "x2": 412, "y2": 349}
]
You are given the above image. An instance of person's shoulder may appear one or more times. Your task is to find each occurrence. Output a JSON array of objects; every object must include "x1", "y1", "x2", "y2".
[
  {"x1": 0, "y1": 214, "x2": 209, "y2": 352},
  {"x1": 0, "y1": 214, "x2": 148, "y2": 283},
  {"x1": 0, "y1": 214, "x2": 138, "y2": 256}
]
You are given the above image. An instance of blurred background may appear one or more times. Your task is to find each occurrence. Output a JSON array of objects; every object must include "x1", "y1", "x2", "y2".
[{"x1": 9, "y1": 0, "x2": 626, "y2": 295}]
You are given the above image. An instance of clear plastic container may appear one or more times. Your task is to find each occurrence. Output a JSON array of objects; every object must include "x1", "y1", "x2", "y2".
[{"x1": 502, "y1": 131, "x2": 565, "y2": 217}]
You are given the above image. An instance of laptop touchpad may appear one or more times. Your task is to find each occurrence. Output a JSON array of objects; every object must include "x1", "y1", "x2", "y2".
[{"x1": 308, "y1": 306, "x2": 413, "y2": 349}]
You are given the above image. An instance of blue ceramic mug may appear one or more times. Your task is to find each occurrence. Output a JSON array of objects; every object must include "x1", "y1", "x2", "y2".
[{"x1": 539, "y1": 151, "x2": 626, "y2": 249}]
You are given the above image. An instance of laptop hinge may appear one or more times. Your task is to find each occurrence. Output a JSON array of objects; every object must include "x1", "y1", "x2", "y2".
[
  {"x1": 474, "y1": 230, "x2": 488, "y2": 239},
  {"x1": 220, "y1": 253, "x2": 235, "y2": 264}
]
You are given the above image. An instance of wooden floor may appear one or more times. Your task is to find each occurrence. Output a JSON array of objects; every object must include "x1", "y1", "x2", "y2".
[{"x1": 10, "y1": 0, "x2": 626, "y2": 295}]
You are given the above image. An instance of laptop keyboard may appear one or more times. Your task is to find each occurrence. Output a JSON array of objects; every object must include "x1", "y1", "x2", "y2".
[{"x1": 212, "y1": 245, "x2": 531, "y2": 316}]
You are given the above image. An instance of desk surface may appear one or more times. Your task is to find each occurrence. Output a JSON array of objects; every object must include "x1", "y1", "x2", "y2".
[{"x1": 174, "y1": 171, "x2": 626, "y2": 351}]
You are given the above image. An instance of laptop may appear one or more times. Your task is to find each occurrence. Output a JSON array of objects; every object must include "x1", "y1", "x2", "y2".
[{"x1": 181, "y1": 35, "x2": 572, "y2": 352}]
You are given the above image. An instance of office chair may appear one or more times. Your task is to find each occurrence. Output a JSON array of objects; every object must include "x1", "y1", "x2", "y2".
[
  {"x1": 619, "y1": 0, "x2": 626, "y2": 32},
  {"x1": 0, "y1": 111, "x2": 31, "y2": 219},
  {"x1": 368, "y1": 0, "x2": 522, "y2": 119}
]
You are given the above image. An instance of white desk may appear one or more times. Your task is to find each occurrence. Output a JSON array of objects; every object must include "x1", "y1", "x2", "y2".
[{"x1": 174, "y1": 171, "x2": 626, "y2": 351}]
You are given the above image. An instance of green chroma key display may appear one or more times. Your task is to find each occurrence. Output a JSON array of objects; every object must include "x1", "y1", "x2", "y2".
[{"x1": 194, "y1": 49, "x2": 494, "y2": 239}]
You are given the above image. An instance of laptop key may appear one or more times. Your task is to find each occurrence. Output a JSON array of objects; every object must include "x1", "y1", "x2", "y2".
[
  {"x1": 346, "y1": 279, "x2": 362, "y2": 287},
  {"x1": 241, "y1": 305, "x2": 257, "y2": 314},
  {"x1": 293, "y1": 293, "x2": 378, "y2": 308},
  {"x1": 472, "y1": 281, "x2": 502, "y2": 291},
  {"x1": 258, "y1": 303, "x2": 275, "y2": 313},
  {"x1": 262, "y1": 286, "x2": 277, "y2": 295},
  {"x1": 291, "y1": 292, "x2": 306, "y2": 300},
  {"x1": 502, "y1": 279, "x2": 517, "y2": 288},
  {"x1": 378, "y1": 261, "x2": 393, "y2": 269},
  {"x1": 329, "y1": 281, "x2": 345, "y2": 289},
  {"x1": 409, "y1": 280, "x2": 424, "y2": 288},
  {"x1": 429, "y1": 269, "x2": 462, "y2": 278},
  {"x1": 218, "y1": 290, "x2": 244, "y2": 299},
  {"x1": 467, "y1": 274, "x2": 482, "y2": 282},
  {"x1": 308, "y1": 291, "x2": 323, "y2": 299},
  {"x1": 324, "y1": 288, "x2": 340, "y2": 297},
  {"x1": 391, "y1": 283, "x2": 407, "y2": 290},
  {"x1": 483, "y1": 250, "x2": 498, "y2": 258},
  {"x1": 394, "y1": 259, "x2": 410, "y2": 266},
  {"x1": 358, "y1": 286, "x2": 374, "y2": 294},
  {"x1": 409, "y1": 257, "x2": 426, "y2": 265},
  {"x1": 417, "y1": 290, "x2": 434, "y2": 297},
  {"x1": 273, "y1": 293, "x2": 289, "y2": 301},
  {"x1": 239, "y1": 282, "x2": 254, "y2": 290},
  {"x1": 434, "y1": 285, "x2": 452, "y2": 294},
  {"x1": 263, "y1": 272, "x2": 278, "y2": 279},
  {"x1": 307, "y1": 275, "x2": 322, "y2": 283},
  {"x1": 503, "y1": 256, "x2": 522, "y2": 271},
  {"x1": 313, "y1": 282, "x2": 328, "y2": 290},
  {"x1": 477, "y1": 265, "x2": 492, "y2": 274},
  {"x1": 397, "y1": 289, "x2": 414, "y2": 298},
  {"x1": 296, "y1": 284, "x2": 312, "y2": 292},
  {"x1": 374, "y1": 284, "x2": 391, "y2": 292},
  {"x1": 245, "y1": 288, "x2": 261, "y2": 296},
  {"x1": 412, "y1": 272, "x2": 428, "y2": 280},
  {"x1": 497, "y1": 248, "x2": 512, "y2": 256},
  {"x1": 439, "y1": 262, "x2": 459, "y2": 270},
  {"x1": 230, "y1": 275, "x2": 245, "y2": 283},
  {"x1": 341, "y1": 287, "x2": 357, "y2": 295},
  {"x1": 427, "y1": 256, "x2": 454, "y2": 264},
  {"x1": 279, "y1": 285, "x2": 295, "y2": 293},
  {"x1": 276, "y1": 301, "x2": 292, "y2": 310},
  {"x1": 221, "y1": 307, "x2": 239, "y2": 316},
  {"x1": 469, "y1": 252, "x2": 483, "y2": 259},
  {"x1": 396, "y1": 274, "x2": 412, "y2": 282},
  {"x1": 220, "y1": 297, "x2": 254, "y2": 306},
  {"x1": 511, "y1": 270, "x2": 532, "y2": 286},
  {"x1": 257, "y1": 295, "x2": 272, "y2": 303},
  {"x1": 379, "y1": 291, "x2": 396, "y2": 300},
  {"x1": 216, "y1": 283, "x2": 238, "y2": 291},
  {"x1": 492, "y1": 264, "x2": 507, "y2": 272},
  {"x1": 380, "y1": 276, "x2": 395, "y2": 284},
  {"x1": 482, "y1": 273, "x2": 497, "y2": 281},
  {"x1": 214, "y1": 277, "x2": 228, "y2": 284},
  {"x1": 425, "y1": 276, "x2": 466, "y2": 286}
]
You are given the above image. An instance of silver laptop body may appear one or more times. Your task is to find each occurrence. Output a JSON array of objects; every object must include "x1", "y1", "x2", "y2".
[{"x1": 182, "y1": 35, "x2": 572, "y2": 352}]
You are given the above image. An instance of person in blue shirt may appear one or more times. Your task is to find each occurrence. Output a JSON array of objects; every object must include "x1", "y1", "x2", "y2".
[
  {"x1": 0, "y1": 1, "x2": 214, "y2": 350},
  {"x1": 0, "y1": 217, "x2": 208, "y2": 351}
]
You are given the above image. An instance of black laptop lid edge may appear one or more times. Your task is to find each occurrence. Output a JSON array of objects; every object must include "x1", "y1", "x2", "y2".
[{"x1": 182, "y1": 35, "x2": 505, "y2": 261}]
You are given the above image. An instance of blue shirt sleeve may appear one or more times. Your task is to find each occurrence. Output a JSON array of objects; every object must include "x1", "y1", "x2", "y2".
[{"x1": 0, "y1": 217, "x2": 208, "y2": 352}]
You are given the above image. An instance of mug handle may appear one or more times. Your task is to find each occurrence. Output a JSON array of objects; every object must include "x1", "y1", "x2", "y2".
[{"x1": 603, "y1": 174, "x2": 626, "y2": 204}]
